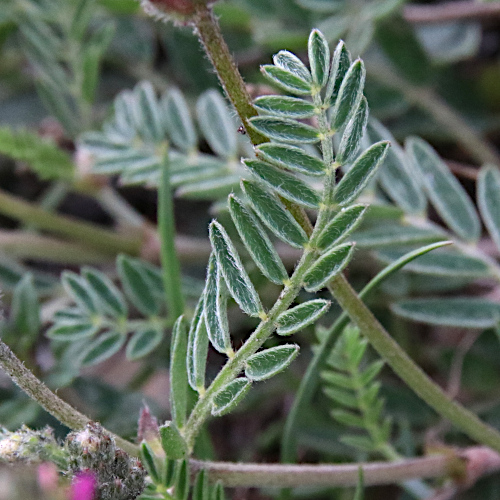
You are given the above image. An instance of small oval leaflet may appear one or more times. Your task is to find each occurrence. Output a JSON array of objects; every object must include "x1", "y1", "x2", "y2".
[
  {"x1": 160, "y1": 422, "x2": 188, "y2": 460},
  {"x1": 273, "y1": 50, "x2": 312, "y2": 83},
  {"x1": 241, "y1": 180, "x2": 309, "y2": 249},
  {"x1": 209, "y1": 221, "x2": 263, "y2": 317},
  {"x1": 331, "y1": 59, "x2": 366, "y2": 131},
  {"x1": 254, "y1": 95, "x2": 316, "y2": 119},
  {"x1": 303, "y1": 243, "x2": 355, "y2": 292},
  {"x1": 325, "y1": 40, "x2": 351, "y2": 105},
  {"x1": 211, "y1": 378, "x2": 252, "y2": 416},
  {"x1": 187, "y1": 296, "x2": 209, "y2": 392},
  {"x1": 47, "y1": 321, "x2": 98, "y2": 341},
  {"x1": 62, "y1": 271, "x2": 97, "y2": 314},
  {"x1": 82, "y1": 268, "x2": 128, "y2": 318},
  {"x1": 276, "y1": 299, "x2": 331, "y2": 336},
  {"x1": 261, "y1": 65, "x2": 312, "y2": 95},
  {"x1": 255, "y1": 143, "x2": 325, "y2": 177},
  {"x1": 334, "y1": 141, "x2": 390, "y2": 206},
  {"x1": 228, "y1": 195, "x2": 288, "y2": 285},
  {"x1": 317, "y1": 204, "x2": 367, "y2": 251},
  {"x1": 80, "y1": 331, "x2": 126, "y2": 366},
  {"x1": 308, "y1": 29, "x2": 330, "y2": 87},
  {"x1": 245, "y1": 345, "x2": 300, "y2": 381},
  {"x1": 243, "y1": 159, "x2": 321, "y2": 209},
  {"x1": 336, "y1": 97, "x2": 369, "y2": 165},
  {"x1": 126, "y1": 326, "x2": 163, "y2": 361},
  {"x1": 248, "y1": 116, "x2": 320, "y2": 144},
  {"x1": 162, "y1": 87, "x2": 196, "y2": 153}
]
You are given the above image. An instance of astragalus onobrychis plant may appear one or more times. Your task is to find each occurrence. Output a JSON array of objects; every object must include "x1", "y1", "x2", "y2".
[{"x1": 4, "y1": 1, "x2": 500, "y2": 499}]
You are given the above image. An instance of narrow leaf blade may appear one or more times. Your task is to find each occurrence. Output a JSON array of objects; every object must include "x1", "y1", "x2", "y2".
[
  {"x1": 248, "y1": 116, "x2": 320, "y2": 144},
  {"x1": 308, "y1": 29, "x2": 330, "y2": 87},
  {"x1": 170, "y1": 316, "x2": 189, "y2": 428},
  {"x1": 254, "y1": 96, "x2": 316, "y2": 119},
  {"x1": 478, "y1": 164, "x2": 500, "y2": 253}
]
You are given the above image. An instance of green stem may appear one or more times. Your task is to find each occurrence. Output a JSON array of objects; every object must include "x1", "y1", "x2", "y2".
[
  {"x1": 0, "y1": 338, "x2": 139, "y2": 457},
  {"x1": 193, "y1": 4, "x2": 267, "y2": 146},
  {"x1": 0, "y1": 187, "x2": 142, "y2": 256},
  {"x1": 188, "y1": 1, "x2": 500, "y2": 457},
  {"x1": 158, "y1": 150, "x2": 185, "y2": 319}
]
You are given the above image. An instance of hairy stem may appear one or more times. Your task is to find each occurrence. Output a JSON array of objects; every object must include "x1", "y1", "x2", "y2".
[
  {"x1": 0, "y1": 187, "x2": 142, "y2": 256},
  {"x1": 159, "y1": 150, "x2": 185, "y2": 319},
  {"x1": 190, "y1": 453, "x2": 467, "y2": 487},
  {"x1": 0, "y1": 338, "x2": 139, "y2": 457}
]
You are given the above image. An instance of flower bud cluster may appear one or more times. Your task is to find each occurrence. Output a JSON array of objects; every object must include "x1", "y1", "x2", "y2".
[
  {"x1": 0, "y1": 426, "x2": 67, "y2": 467},
  {"x1": 66, "y1": 422, "x2": 146, "y2": 500}
]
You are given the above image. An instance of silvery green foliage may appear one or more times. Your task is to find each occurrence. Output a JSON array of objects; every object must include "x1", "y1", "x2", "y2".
[
  {"x1": 321, "y1": 326, "x2": 391, "y2": 455},
  {"x1": 47, "y1": 255, "x2": 202, "y2": 367},
  {"x1": 80, "y1": 84, "x2": 244, "y2": 200}
]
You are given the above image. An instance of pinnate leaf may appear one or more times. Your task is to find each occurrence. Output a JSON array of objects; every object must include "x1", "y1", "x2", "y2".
[{"x1": 245, "y1": 345, "x2": 300, "y2": 381}]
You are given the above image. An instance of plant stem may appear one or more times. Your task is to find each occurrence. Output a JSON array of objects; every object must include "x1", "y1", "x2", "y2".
[
  {"x1": 404, "y1": 0, "x2": 500, "y2": 23},
  {"x1": 158, "y1": 150, "x2": 185, "y2": 319},
  {"x1": 366, "y1": 62, "x2": 500, "y2": 167},
  {"x1": 190, "y1": 453, "x2": 466, "y2": 487},
  {"x1": 188, "y1": 1, "x2": 500, "y2": 456},
  {"x1": 0, "y1": 338, "x2": 139, "y2": 457},
  {"x1": 193, "y1": 4, "x2": 267, "y2": 146},
  {"x1": 0, "y1": 187, "x2": 142, "y2": 256}
]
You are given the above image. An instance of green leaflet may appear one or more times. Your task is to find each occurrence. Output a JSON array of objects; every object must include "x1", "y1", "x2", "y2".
[
  {"x1": 392, "y1": 297, "x2": 500, "y2": 328},
  {"x1": 317, "y1": 204, "x2": 367, "y2": 251},
  {"x1": 193, "y1": 469, "x2": 210, "y2": 500},
  {"x1": 273, "y1": 50, "x2": 312, "y2": 83},
  {"x1": 162, "y1": 87, "x2": 197, "y2": 152},
  {"x1": 203, "y1": 254, "x2": 231, "y2": 354},
  {"x1": 62, "y1": 271, "x2": 98, "y2": 314},
  {"x1": 196, "y1": 90, "x2": 237, "y2": 159},
  {"x1": 303, "y1": 243, "x2": 355, "y2": 292},
  {"x1": 245, "y1": 345, "x2": 300, "y2": 381},
  {"x1": 211, "y1": 482, "x2": 225, "y2": 500},
  {"x1": 261, "y1": 65, "x2": 312, "y2": 95},
  {"x1": 176, "y1": 174, "x2": 241, "y2": 200},
  {"x1": 254, "y1": 95, "x2": 316, "y2": 118},
  {"x1": 376, "y1": 248, "x2": 489, "y2": 278},
  {"x1": 276, "y1": 299, "x2": 331, "y2": 336},
  {"x1": 325, "y1": 40, "x2": 351, "y2": 105},
  {"x1": 174, "y1": 460, "x2": 190, "y2": 500},
  {"x1": 211, "y1": 378, "x2": 252, "y2": 416},
  {"x1": 46, "y1": 320, "x2": 99, "y2": 341},
  {"x1": 209, "y1": 221, "x2": 263, "y2": 318},
  {"x1": 170, "y1": 316, "x2": 189, "y2": 428},
  {"x1": 406, "y1": 136, "x2": 481, "y2": 242},
  {"x1": 255, "y1": 143, "x2": 325, "y2": 177},
  {"x1": 82, "y1": 268, "x2": 128, "y2": 318},
  {"x1": 243, "y1": 159, "x2": 321, "y2": 208},
  {"x1": 125, "y1": 326, "x2": 164, "y2": 360},
  {"x1": 160, "y1": 422, "x2": 188, "y2": 460},
  {"x1": 354, "y1": 222, "x2": 445, "y2": 248},
  {"x1": 117, "y1": 255, "x2": 160, "y2": 317},
  {"x1": 137, "y1": 81, "x2": 164, "y2": 143},
  {"x1": 367, "y1": 119, "x2": 426, "y2": 214},
  {"x1": 334, "y1": 141, "x2": 390, "y2": 206},
  {"x1": 331, "y1": 59, "x2": 365, "y2": 130},
  {"x1": 187, "y1": 296, "x2": 209, "y2": 393},
  {"x1": 11, "y1": 273, "x2": 40, "y2": 340},
  {"x1": 140, "y1": 442, "x2": 159, "y2": 484},
  {"x1": 248, "y1": 116, "x2": 319, "y2": 144},
  {"x1": 478, "y1": 165, "x2": 500, "y2": 254},
  {"x1": 228, "y1": 195, "x2": 288, "y2": 285},
  {"x1": 80, "y1": 331, "x2": 126, "y2": 366},
  {"x1": 0, "y1": 127, "x2": 74, "y2": 180},
  {"x1": 242, "y1": 180, "x2": 309, "y2": 249},
  {"x1": 336, "y1": 97, "x2": 369, "y2": 165},
  {"x1": 308, "y1": 29, "x2": 330, "y2": 87}
]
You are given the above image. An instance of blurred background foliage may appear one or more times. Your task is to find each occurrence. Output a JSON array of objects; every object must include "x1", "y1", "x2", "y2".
[{"x1": 1, "y1": 0, "x2": 500, "y2": 498}]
